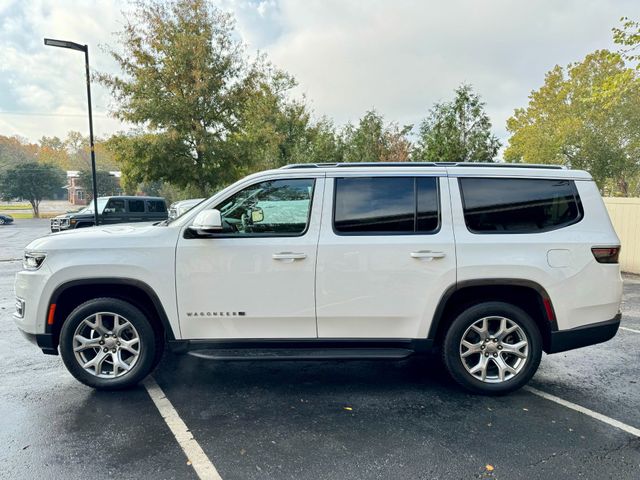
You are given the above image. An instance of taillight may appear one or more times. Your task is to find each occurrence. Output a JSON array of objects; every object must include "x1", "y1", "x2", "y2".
[{"x1": 591, "y1": 246, "x2": 620, "y2": 264}]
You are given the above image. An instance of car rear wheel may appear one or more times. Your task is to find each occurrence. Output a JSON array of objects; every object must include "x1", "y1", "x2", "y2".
[
  {"x1": 59, "y1": 298, "x2": 161, "y2": 390},
  {"x1": 442, "y1": 301, "x2": 542, "y2": 395}
]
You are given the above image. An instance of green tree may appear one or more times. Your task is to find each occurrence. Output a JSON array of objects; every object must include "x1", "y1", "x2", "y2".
[
  {"x1": 100, "y1": 0, "x2": 298, "y2": 196},
  {"x1": 415, "y1": 84, "x2": 501, "y2": 163},
  {"x1": 505, "y1": 50, "x2": 640, "y2": 195},
  {"x1": 342, "y1": 110, "x2": 412, "y2": 163},
  {"x1": 0, "y1": 163, "x2": 65, "y2": 217},
  {"x1": 613, "y1": 16, "x2": 640, "y2": 65},
  {"x1": 0, "y1": 135, "x2": 37, "y2": 172},
  {"x1": 77, "y1": 170, "x2": 120, "y2": 198}
]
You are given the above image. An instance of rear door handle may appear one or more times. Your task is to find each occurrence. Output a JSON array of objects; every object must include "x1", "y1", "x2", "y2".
[
  {"x1": 410, "y1": 250, "x2": 446, "y2": 259},
  {"x1": 272, "y1": 252, "x2": 307, "y2": 261}
]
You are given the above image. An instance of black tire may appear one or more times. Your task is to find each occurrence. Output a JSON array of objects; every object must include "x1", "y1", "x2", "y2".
[
  {"x1": 442, "y1": 301, "x2": 542, "y2": 395},
  {"x1": 59, "y1": 297, "x2": 161, "y2": 390}
]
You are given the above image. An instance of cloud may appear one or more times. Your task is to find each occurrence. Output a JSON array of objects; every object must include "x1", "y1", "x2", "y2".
[{"x1": 0, "y1": 0, "x2": 638, "y2": 150}]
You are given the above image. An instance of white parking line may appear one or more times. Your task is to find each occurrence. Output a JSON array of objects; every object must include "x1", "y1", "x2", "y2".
[
  {"x1": 620, "y1": 326, "x2": 640, "y2": 334},
  {"x1": 524, "y1": 386, "x2": 640, "y2": 438},
  {"x1": 143, "y1": 377, "x2": 223, "y2": 480}
]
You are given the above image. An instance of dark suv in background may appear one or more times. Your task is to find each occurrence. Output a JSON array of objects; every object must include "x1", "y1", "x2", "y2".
[{"x1": 51, "y1": 196, "x2": 167, "y2": 232}]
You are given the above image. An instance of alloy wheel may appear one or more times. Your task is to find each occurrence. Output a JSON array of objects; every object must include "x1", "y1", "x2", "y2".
[
  {"x1": 459, "y1": 316, "x2": 529, "y2": 383},
  {"x1": 72, "y1": 312, "x2": 141, "y2": 378}
]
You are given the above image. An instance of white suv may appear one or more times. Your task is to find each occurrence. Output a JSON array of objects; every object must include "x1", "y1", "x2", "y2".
[{"x1": 14, "y1": 163, "x2": 623, "y2": 394}]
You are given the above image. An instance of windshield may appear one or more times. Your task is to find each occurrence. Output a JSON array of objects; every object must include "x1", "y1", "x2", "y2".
[{"x1": 80, "y1": 198, "x2": 109, "y2": 214}]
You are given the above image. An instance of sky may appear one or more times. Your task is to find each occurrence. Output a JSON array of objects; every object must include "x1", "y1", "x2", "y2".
[{"x1": 0, "y1": 0, "x2": 639, "y2": 154}]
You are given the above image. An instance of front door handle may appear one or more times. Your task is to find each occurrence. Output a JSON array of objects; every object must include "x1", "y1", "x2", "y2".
[
  {"x1": 272, "y1": 252, "x2": 307, "y2": 261},
  {"x1": 410, "y1": 250, "x2": 446, "y2": 259}
]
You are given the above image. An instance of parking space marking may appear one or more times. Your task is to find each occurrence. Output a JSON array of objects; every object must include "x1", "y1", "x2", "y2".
[
  {"x1": 524, "y1": 386, "x2": 640, "y2": 438},
  {"x1": 143, "y1": 377, "x2": 223, "y2": 480},
  {"x1": 620, "y1": 326, "x2": 640, "y2": 334}
]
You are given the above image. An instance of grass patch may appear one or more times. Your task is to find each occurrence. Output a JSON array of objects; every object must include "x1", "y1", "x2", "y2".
[
  {"x1": 0, "y1": 204, "x2": 31, "y2": 210},
  {"x1": 0, "y1": 212, "x2": 58, "y2": 219}
]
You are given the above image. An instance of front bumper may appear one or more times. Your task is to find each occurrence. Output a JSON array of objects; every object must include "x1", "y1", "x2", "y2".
[
  {"x1": 548, "y1": 313, "x2": 621, "y2": 354},
  {"x1": 18, "y1": 330, "x2": 58, "y2": 355}
]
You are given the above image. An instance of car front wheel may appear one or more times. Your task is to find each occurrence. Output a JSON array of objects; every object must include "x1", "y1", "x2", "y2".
[
  {"x1": 442, "y1": 301, "x2": 542, "y2": 395},
  {"x1": 59, "y1": 298, "x2": 160, "y2": 390}
]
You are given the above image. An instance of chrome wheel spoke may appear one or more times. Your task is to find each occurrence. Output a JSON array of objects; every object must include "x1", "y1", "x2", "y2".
[
  {"x1": 469, "y1": 355, "x2": 489, "y2": 381},
  {"x1": 86, "y1": 314, "x2": 109, "y2": 336},
  {"x1": 460, "y1": 339, "x2": 482, "y2": 357},
  {"x1": 113, "y1": 315, "x2": 132, "y2": 336},
  {"x1": 493, "y1": 355, "x2": 517, "y2": 381},
  {"x1": 470, "y1": 317, "x2": 489, "y2": 340},
  {"x1": 73, "y1": 334, "x2": 102, "y2": 352},
  {"x1": 84, "y1": 350, "x2": 108, "y2": 375},
  {"x1": 111, "y1": 352, "x2": 131, "y2": 377},
  {"x1": 119, "y1": 337, "x2": 139, "y2": 355},
  {"x1": 501, "y1": 340, "x2": 528, "y2": 358}
]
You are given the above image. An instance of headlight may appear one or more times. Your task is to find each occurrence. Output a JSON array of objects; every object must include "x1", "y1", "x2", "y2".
[{"x1": 23, "y1": 252, "x2": 47, "y2": 270}]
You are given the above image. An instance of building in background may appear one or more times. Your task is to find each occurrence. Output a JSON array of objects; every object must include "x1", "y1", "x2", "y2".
[{"x1": 65, "y1": 171, "x2": 122, "y2": 205}]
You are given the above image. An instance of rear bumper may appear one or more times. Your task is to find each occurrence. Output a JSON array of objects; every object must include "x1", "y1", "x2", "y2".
[{"x1": 547, "y1": 313, "x2": 621, "y2": 354}]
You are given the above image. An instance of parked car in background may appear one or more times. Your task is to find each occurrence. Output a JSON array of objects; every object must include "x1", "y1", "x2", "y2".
[
  {"x1": 168, "y1": 198, "x2": 205, "y2": 220},
  {"x1": 50, "y1": 196, "x2": 167, "y2": 232},
  {"x1": 17, "y1": 163, "x2": 622, "y2": 395},
  {"x1": 0, "y1": 214, "x2": 14, "y2": 225}
]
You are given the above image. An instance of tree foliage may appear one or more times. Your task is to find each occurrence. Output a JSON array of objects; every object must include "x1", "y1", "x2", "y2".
[
  {"x1": 505, "y1": 50, "x2": 640, "y2": 195},
  {"x1": 0, "y1": 163, "x2": 65, "y2": 217},
  {"x1": 0, "y1": 135, "x2": 38, "y2": 172},
  {"x1": 342, "y1": 110, "x2": 412, "y2": 163},
  {"x1": 415, "y1": 84, "x2": 501, "y2": 162},
  {"x1": 100, "y1": 0, "x2": 308, "y2": 196},
  {"x1": 77, "y1": 170, "x2": 120, "y2": 198},
  {"x1": 613, "y1": 16, "x2": 640, "y2": 66}
]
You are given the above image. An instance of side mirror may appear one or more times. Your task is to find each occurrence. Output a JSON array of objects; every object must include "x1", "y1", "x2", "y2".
[{"x1": 189, "y1": 209, "x2": 223, "y2": 234}]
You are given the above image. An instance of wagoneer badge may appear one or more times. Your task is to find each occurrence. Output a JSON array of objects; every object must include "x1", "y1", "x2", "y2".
[{"x1": 186, "y1": 311, "x2": 246, "y2": 317}]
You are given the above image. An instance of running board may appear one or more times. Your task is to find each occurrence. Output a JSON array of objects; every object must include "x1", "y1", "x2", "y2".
[{"x1": 187, "y1": 347, "x2": 415, "y2": 361}]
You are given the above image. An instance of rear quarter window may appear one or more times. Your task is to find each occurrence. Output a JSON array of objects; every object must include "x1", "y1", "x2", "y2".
[{"x1": 459, "y1": 177, "x2": 583, "y2": 234}]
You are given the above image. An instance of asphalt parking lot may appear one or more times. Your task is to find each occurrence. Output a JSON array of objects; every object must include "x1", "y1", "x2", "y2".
[{"x1": 1, "y1": 219, "x2": 639, "y2": 480}]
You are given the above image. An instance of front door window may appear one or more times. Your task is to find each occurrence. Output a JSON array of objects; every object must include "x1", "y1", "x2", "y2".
[{"x1": 216, "y1": 179, "x2": 315, "y2": 236}]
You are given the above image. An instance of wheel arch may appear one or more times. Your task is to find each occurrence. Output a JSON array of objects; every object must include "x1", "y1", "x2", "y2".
[
  {"x1": 46, "y1": 278, "x2": 176, "y2": 351},
  {"x1": 429, "y1": 279, "x2": 557, "y2": 353}
]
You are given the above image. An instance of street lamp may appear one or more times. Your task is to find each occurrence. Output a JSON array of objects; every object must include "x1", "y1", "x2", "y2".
[{"x1": 44, "y1": 38, "x2": 100, "y2": 227}]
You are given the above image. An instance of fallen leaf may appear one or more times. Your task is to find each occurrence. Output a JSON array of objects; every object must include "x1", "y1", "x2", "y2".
[
  {"x1": 486, "y1": 464, "x2": 495, "y2": 471},
  {"x1": 343, "y1": 406, "x2": 353, "y2": 411},
  {"x1": 186, "y1": 461, "x2": 192, "y2": 466}
]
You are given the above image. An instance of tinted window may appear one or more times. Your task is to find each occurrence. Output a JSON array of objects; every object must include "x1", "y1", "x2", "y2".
[
  {"x1": 459, "y1": 178, "x2": 582, "y2": 233},
  {"x1": 216, "y1": 179, "x2": 314, "y2": 236},
  {"x1": 334, "y1": 177, "x2": 440, "y2": 234},
  {"x1": 129, "y1": 199, "x2": 145, "y2": 213},
  {"x1": 105, "y1": 198, "x2": 126, "y2": 213},
  {"x1": 417, "y1": 177, "x2": 439, "y2": 232},
  {"x1": 146, "y1": 200, "x2": 166, "y2": 213}
]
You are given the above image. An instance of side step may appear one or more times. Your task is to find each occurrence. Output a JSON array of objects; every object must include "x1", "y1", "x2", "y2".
[{"x1": 187, "y1": 347, "x2": 415, "y2": 361}]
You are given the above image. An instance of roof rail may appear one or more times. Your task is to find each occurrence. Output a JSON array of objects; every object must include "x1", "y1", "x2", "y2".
[{"x1": 280, "y1": 162, "x2": 566, "y2": 170}]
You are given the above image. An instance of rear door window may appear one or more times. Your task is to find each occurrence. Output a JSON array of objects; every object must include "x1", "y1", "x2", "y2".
[
  {"x1": 459, "y1": 178, "x2": 583, "y2": 233},
  {"x1": 333, "y1": 176, "x2": 440, "y2": 235},
  {"x1": 128, "y1": 199, "x2": 145, "y2": 213}
]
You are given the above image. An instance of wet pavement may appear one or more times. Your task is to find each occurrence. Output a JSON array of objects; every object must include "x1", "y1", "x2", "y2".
[{"x1": 1, "y1": 219, "x2": 639, "y2": 479}]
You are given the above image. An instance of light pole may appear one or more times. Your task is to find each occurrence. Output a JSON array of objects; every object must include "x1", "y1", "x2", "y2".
[{"x1": 44, "y1": 38, "x2": 99, "y2": 227}]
